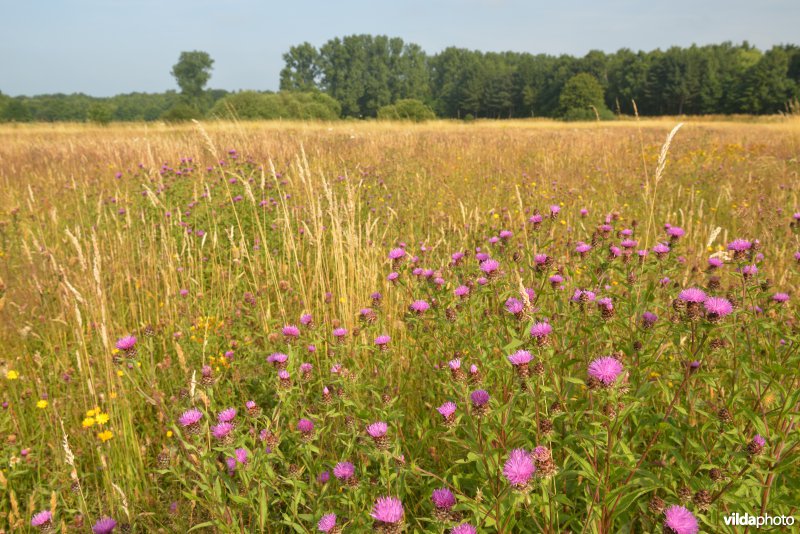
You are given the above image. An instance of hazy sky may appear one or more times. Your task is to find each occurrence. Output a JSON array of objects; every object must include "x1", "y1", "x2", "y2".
[{"x1": 2, "y1": 0, "x2": 798, "y2": 96}]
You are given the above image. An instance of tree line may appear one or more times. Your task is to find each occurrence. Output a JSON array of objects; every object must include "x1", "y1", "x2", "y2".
[{"x1": 2, "y1": 38, "x2": 799, "y2": 122}]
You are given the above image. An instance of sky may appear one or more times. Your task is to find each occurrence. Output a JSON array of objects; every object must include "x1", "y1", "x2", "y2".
[{"x1": 1, "y1": 0, "x2": 799, "y2": 97}]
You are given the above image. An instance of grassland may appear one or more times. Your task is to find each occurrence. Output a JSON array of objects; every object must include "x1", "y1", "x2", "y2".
[{"x1": 0, "y1": 119, "x2": 798, "y2": 533}]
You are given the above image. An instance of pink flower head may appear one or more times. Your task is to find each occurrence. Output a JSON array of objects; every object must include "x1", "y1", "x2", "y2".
[
  {"x1": 318, "y1": 514, "x2": 337, "y2": 532},
  {"x1": 437, "y1": 401, "x2": 457, "y2": 418},
  {"x1": 652, "y1": 243, "x2": 670, "y2": 255},
  {"x1": 235, "y1": 448, "x2": 248, "y2": 464},
  {"x1": 534, "y1": 253, "x2": 549, "y2": 265},
  {"x1": 332, "y1": 328, "x2": 347, "y2": 338},
  {"x1": 371, "y1": 496, "x2": 404, "y2": 524},
  {"x1": 571, "y1": 289, "x2": 595, "y2": 302},
  {"x1": 505, "y1": 297, "x2": 524, "y2": 314},
  {"x1": 727, "y1": 239, "x2": 752, "y2": 252},
  {"x1": 708, "y1": 257, "x2": 723, "y2": 268},
  {"x1": 678, "y1": 288, "x2": 706, "y2": 303},
  {"x1": 704, "y1": 297, "x2": 733, "y2": 318},
  {"x1": 31, "y1": 510, "x2": 52, "y2": 527},
  {"x1": 480, "y1": 259, "x2": 500, "y2": 275},
  {"x1": 282, "y1": 325, "x2": 300, "y2": 337},
  {"x1": 530, "y1": 321, "x2": 552, "y2": 339},
  {"x1": 773, "y1": 292, "x2": 790, "y2": 303},
  {"x1": 211, "y1": 422, "x2": 233, "y2": 440},
  {"x1": 663, "y1": 505, "x2": 699, "y2": 534},
  {"x1": 374, "y1": 335, "x2": 391, "y2": 346},
  {"x1": 470, "y1": 389, "x2": 490, "y2": 406},
  {"x1": 300, "y1": 313, "x2": 313, "y2": 325},
  {"x1": 451, "y1": 524, "x2": 478, "y2": 534},
  {"x1": 178, "y1": 408, "x2": 203, "y2": 427},
  {"x1": 448, "y1": 358, "x2": 461, "y2": 370},
  {"x1": 267, "y1": 352, "x2": 288, "y2": 365},
  {"x1": 410, "y1": 300, "x2": 430, "y2": 313},
  {"x1": 529, "y1": 213, "x2": 543, "y2": 224},
  {"x1": 667, "y1": 226, "x2": 685, "y2": 239},
  {"x1": 367, "y1": 421, "x2": 388, "y2": 438},
  {"x1": 388, "y1": 247, "x2": 406, "y2": 260},
  {"x1": 454, "y1": 285, "x2": 470, "y2": 297},
  {"x1": 333, "y1": 461, "x2": 355, "y2": 480},
  {"x1": 431, "y1": 487, "x2": 456, "y2": 510},
  {"x1": 218, "y1": 408, "x2": 237, "y2": 423},
  {"x1": 297, "y1": 418, "x2": 314, "y2": 433},
  {"x1": 115, "y1": 335, "x2": 137, "y2": 351},
  {"x1": 499, "y1": 229, "x2": 513, "y2": 239},
  {"x1": 588, "y1": 356, "x2": 624, "y2": 385},
  {"x1": 575, "y1": 242, "x2": 592, "y2": 254},
  {"x1": 550, "y1": 205, "x2": 561, "y2": 215},
  {"x1": 620, "y1": 239, "x2": 638, "y2": 249},
  {"x1": 92, "y1": 517, "x2": 117, "y2": 534},
  {"x1": 508, "y1": 350, "x2": 533, "y2": 366},
  {"x1": 300, "y1": 362, "x2": 313, "y2": 373},
  {"x1": 388, "y1": 271, "x2": 400, "y2": 282},
  {"x1": 503, "y1": 448, "x2": 535, "y2": 487},
  {"x1": 549, "y1": 274, "x2": 563, "y2": 285},
  {"x1": 597, "y1": 297, "x2": 613, "y2": 311}
]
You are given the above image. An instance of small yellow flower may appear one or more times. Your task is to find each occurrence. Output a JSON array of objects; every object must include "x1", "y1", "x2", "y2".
[
  {"x1": 82, "y1": 417, "x2": 96, "y2": 428},
  {"x1": 117, "y1": 370, "x2": 124, "y2": 377},
  {"x1": 95, "y1": 413, "x2": 110, "y2": 425},
  {"x1": 97, "y1": 430, "x2": 113, "y2": 443},
  {"x1": 36, "y1": 400, "x2": 48, "y2": 409},
  {"x1": 166, "y1": 430, "x2": 173, "y2": 438},
  {"x1": 109, "y1": 391, "x2": 117, "y2": 399},
  {"x1": 6, "y1": 370, "x2": 19, "y2": 380},
  {"x1": 86, "y1": 408, "x2": 97, "y2": 417}
]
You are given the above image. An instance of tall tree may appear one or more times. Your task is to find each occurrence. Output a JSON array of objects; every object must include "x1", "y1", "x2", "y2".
[
  {"x1": 280, "y1": 43, "x2": 320, "y2": 92},
  {"x1": 171, "y1": 51, "x2": 214, "y2": 100}
]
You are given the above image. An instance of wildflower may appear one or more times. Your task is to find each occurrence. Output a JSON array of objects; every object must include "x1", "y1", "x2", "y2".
[
  {"x1": 299, "y1": 362, "x2": 313, "y2": 381},
  {"x1": 708, "y1": 257, "x2": 723, "y2": 269},
  {"x1": 97, "y1": 430, "x2": 113, "y2": 443},
  {"x1": 450, "y1": 524, "x2": 477, "y2": 534},
  {"x1": 82, "y1": 417, "x2": 96, "y2": 428},
  {"x1": 529, "y1": 213, "x2": 543, "y2": 227},
  {"x1": 773, "y1": 292, "x2": 790, "y2": 303},
  {"x1": 480, "y1": 258, "x2": 500, "y2": 278},
  {"x1": 437, "y1": 402, "x2": 458, "y2": 427},
  {"x1": 663, "y1": 505, "x2": 699, "y2": 534},
  {"x1": 410, "y1": 300, "x2": 429, "y2": 314},
  {"x1": 318, "y1": 513, "x2": 339, "y2": 533},
  {"x1": 388, "y1": 248, "x2": 406, "y2": 262},
  {"x1": 741, "y1": 264, "x2": 758, "y2": 279},
  {"x1": 366, "y1": 421, "x2": 389, "y2": 450},
  {"x1": 641, "y1": 311, "x2": 658, "y2": 328},
  {"x1": 333, "y1": 461, "x2": 357, "y2": 485},
  {"x1": 332, "y1": 328, "x2": 348, "y2": 342},
  {"x1": 469, "y1": 364, "x2": 481, "y2": 384},
  {"x1": 37, "y1": 399, "x2": 48, "y2": 409},
  {"x1": 375, "y1": 335, "x2": 391, "y2": 350},
  {"x1": 92, "y1": 517, "x2": 117, "y2": 534},
  {"x1": 597, "y1": 297, "x2": 614, "y2": 319},
  {"x1": 297, "y1": 418, "x2": 315, "y2": 441},
  {"x1": 178, "y1": 408, "x2": 203, "y2": 435},
  {"x1": 371, "y1": 496, "x2": 404, "y2": 532},
  {"x1": 449, "y1": 358, "x2": 466, "y2": 382},
  {"x1": 451, "y1": 251, "x2": 465, "y2": 265},
  {"x1": 31, "y1": 510, "x2": 53, "y2": 532},
  {"x1": 388, "y1": 272, "x2": 400, "y2": 283},
  {"x1": 200, "y1": 365, "x2": 214, "y2": 386},
  {"x1": 115, "y1": 335, "x2": 137, "y2": 357},
  {"x1": 677, "y1": 288, "x2": 706, "y2": 319},
  {"x1": 300, "y1": 313, "x2": 313, "y2": 327},
  {"x1": 454, "y1": 285, "x2": 470, "y2": 298},
  {"x1": 245, "y1": 400, "x2": 260, "y2": 416},
  {"x1": 588, "y1": 356, "x2": 624, "y2": 387},
  {"x1": 431, "y1": 487, "x2": 457, "y2": 521},
  {"x1": 282, "y1": 325, "x2": 300, "y2": 339},
  {"x1": 95, "y1": 412, "x2": 110, "y2": 425},
  {"x1": 652, "y1": 243, "x2": 670, "y2": 259},
  {"x1": 747, "y1": 434, "x2": 766, "y2": 456},
  {"x1": 703, "y1": 297, "x2": 733, "y2": 322},
  {"x1": 667, "y1": 226, "x2": 685, "y2": 240},
  {"x1": 211, "y1": 422, "x2": 234, "y2": 443},
  {"x1": 529, "y1": 321, "x2": 552, "y2": 345},
  {"x1": 6, "y1": 369, "x2": 19, "y2": 380},
  {"x1": 727, "y1": 239, "x2": 752, "y2": 260},
  {"x1": 503, "y1": 449, "x2": 535, "y2": 491},
  {"x1": 575, "y1": 242, "x2": 592, "y2": 256},
  {"x1": 549, "y1": 274, "x2": 563, "y2": 288},
  {"x1": 505, "y1": 297, "x2": 524, "y2": 318},
  {"x1": 278, "y1": 369, "x2": 292, "y2": 389},
  {"x1": 470, "y1": 389, "x2": 490, "y2": 416},
  {"x1": 508, "y1": 350, "x2": 532, "y2": 379}
]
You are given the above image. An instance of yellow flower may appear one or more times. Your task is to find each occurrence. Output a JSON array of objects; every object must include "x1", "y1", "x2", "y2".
[
  {"x1": 6, "y1": 370, "x2": 19, "y2": 380},
  {"x1": 166, "y1": 430, "x2": 173, "y2": 438},
  {"x1": 82, "y1": 417, "x2": 96, "y2": 428},
  {"x1": 86, "y1": 408, "x2": 97, "y2": 417},
  {"x1": 36, "y1": 400, "x2": 48, "y2": 409},
  {"x1": 117, "y1": 370, "x2": 124, "y2": 377},
  {"x1": 97, "y1": 430, "x2": 113, "y2": 442},
  {"x1": 109, "y1": 392, "x2": 117, "y2": 399},
  {"x1": 95, "y1": 413, "x2": 110, "y2": 425}
]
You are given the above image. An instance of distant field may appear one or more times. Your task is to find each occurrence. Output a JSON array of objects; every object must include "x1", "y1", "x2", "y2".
[{"x1": 0, "y1": 119, "x2": 798, "y2": 533}]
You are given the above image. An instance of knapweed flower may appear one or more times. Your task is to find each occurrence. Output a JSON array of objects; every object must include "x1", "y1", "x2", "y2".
[
  {"x1": 508, "y1": 350, "x2": 532, "y2": 379},
  {"x1": 773, "y1": 292, "x2": 790, "y2": 303},
  {"x1": 641, "y1": 311, "x2": 658, "y2": 328},
  {"x1": 747, "y1": 434, "x2": 766, "y2": 456},
  {"x1": 449, "y1": 358, "x2": 466, "y2": 382},
  {"x1": 470, "y1": 389, "x2": 490, "y2": 416},
  {"x1": 332, "y1": 328, "x2": 348, "y2": 342},
  {"x1": 431, "y1": 487, "x2": 457, "y2": 521},
  {"x1": 388, "y1": 247, "x2": 406, "y2": 261},
  {"x1": 571, "y1": 289, "x2": 595, "y2": 303},
  {"x1": 366, "y1": 421, "x2": 390, "y2": 450},
  {"x1": 505, "y1": 297, "x2": 524, "y2": 317},
  {"x1": 92, "y1": 517, "x2": 117, "y2": 534},
  {"x1": 282, "y1": 325, "x2": 300, "y2": 339},
  {"x1": 218, "y1": 408, "x2": 236, "y2": 423},
  {"x1": 652, "y1": 243, "x2": 670, "y2": 258},
  {"x1": 300, "y1": 362, "x2": 313, "y2": 381},
  {"x1": 677, "y1": 288, "x2": 706, "y2": 319},
  {"x1": 116, "y1": 335, "x2": 137, "y2": 357},
  {"x1": 575, "y1": 242, "x2": 592, "y2": 256},
  {"x1": 318, "y1": 513, "x2": 338, "y2": 533},
  {"x1": 31, "y1": 510, "x2": 52, "y2": 531},
  {"x1": 375, "y1": 335, "x2": 391, "y2": 350},
  {"x1": 360, "y1": 308, "x2": 378, "y2": 323},
  {"x1": 300, "y1": 313, "x2": 313, "y2": 326},
  {"x1": 708, "y1": 257, "x2": 723, "y2": 269},
  {"x1": 454, "y1": 285, "x2": 470, "y2": 298},
  {"x1": 503, "y1": 448, "x2": 535, "y2": 490},
  {"x1": 727, "y1": 239, "x2": 752, "y2": 260},
  {"x1": 450, "y1": 524, "x2": 477, "y2": 534},
  {"x1": 371, "y1": 496, "x2": 404, "y2": 527},
  {"x1": 333, "y1": 461, "x2": 356, "y2": 482},
  {"x1": 267, "y1": 352, "x2": 289, "y2": 369},
  {"x1": 178, "y1": 408, "x2": 203, "y2": 435},
  {"x1": 211, "y1": 422, "x2": 234, "y2": 442},
  {"x1": 480, "y1": 258, "x2": 500, "y2": 277},
  {"x1": 437, "y1": 401, "x2": 458, "y2": 427},
  {"x1": 741, "y1": 264, "x2": 758, "y2": 279},
  {"x1": 667, "y1": 226, "x2": 685, "y2": 240},
  {"x1": 235, "y1": 448, "x2": 248, "y2": 465},
  {"x1": 245, "y1": 400, "x2": 260, "y2": 416},
  {"x1": 704, "y1": 297, "x2": 733, "y2": 322},
  {"x1": 529, "y1": 321, "x2": 552, "y2": 345},
  {"x1": 588, "y1": 356, "x2": 624, "y2": 387},
  {"x1": 297, "y1": 418, "x2": 315, "y2": 441},
  {"x1": 549, "y1": 274, "x2": 563, "y2": 287},
  {"x1": 678, "y1": 288, "x2": 706, "y2": 303},
  {"x1": 597, "y1": 297, "x2": 614, "y2": 319},
  {"x1": 410, "y1": 300, "x2": 430, "y2": 315},
  {"x1": 663, "y1": 505, "x2": 699, "y2": 534}
]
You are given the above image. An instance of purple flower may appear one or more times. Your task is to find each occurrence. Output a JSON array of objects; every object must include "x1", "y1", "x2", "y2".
[
  {"x1": 549, "y1": 274, "x2": 563, "y2": 286},
  {"x1": 218, "y1": 408, "x2": 237, "y2": 423},
  {"x1": 211, "y1": 422, "x2": 233, "y2": 440},
  {"x1": 318, "y1": 514, "x2": 337, "y2": 533},
  {"x1": 708, "y1": 257, "x2": 723, "y2": 268},
  {"x1": 678, "y1": 288, "x2": 706, "y2": 303},
  {"x1": 115, "y1": 335, "x2": 137, "y2": 351},
  {"x1": 282, "y1": 325, "x2": 300, "y2": 338},
  {"x1": 333, "y1": 461, "x2": 355, "y2": 480},
  {"x1": 388, "y1": 248, "x2": 406, "y2": 260},
  {"x1": 663, "y1": 505, "x2": 699, "y2": 534},
  {"x1": 92, "y1": 517, "x2": 117, "y2": 534},
  {"x1": 641, "y1": 311, "x2": 658, "y2": 327},
  {"x1": 267, "y1": 352, "x2": 288, "y2": 365},
  {"x1": 388, "y1": 271, "x2": 400, "y2": 282},
  {"x1": 588, "y1": 356, "x2": 624, "y2": 385},
  {"x1": 571, "y1": 289, "x2": 595, "y2": 302},
  {"x1": 454, "y1": 285, "x2": 470, "y2": 298},
  {"x1": 505, "y1": 297, "x2": 524, "y2": 314},
  {"x1": 741, "y1": 264, "x2": 758, "y2": 277},
  {"x1": 529, "y1": 213, "x2": 543, "y2": 224},
  {"x1": 773, "y1": 292, "x2": 790, "y2": 303},
  {"x1": 178, "y1": 408, "x2": 203, "y2": 427},
  {"x1": 480, "y1": 259, "x2": 500, "y2": 275},
  {"x1": 375, "y1": 335, "x2": 391, "y2": 346},
  {"x1": 503, "y1": 448, "x2": 535, "y2": 487},
  {"x1": 470, "y1": 389, "x2": 490, "y2": 406},
  {"x1": 667, "y1": 226, "x2": 685, "y2": 239},
  {"x1": 235, "y1": 448, "x2": 248, "y2": 464},
  {"x1": 31, "y1": 510, "x2": 52, "y2": 528},
  {"x1": 300, "y1": 313, "x2": 313, "y2": 326},
  {"x1": 704, "y1": 297, "x2": 733, "y2": 319},
  {"x1": 652, "y1": 243, "x2": 670, "y2": 255},
  {"x1": 620, "y1": 239, "x2": 638, "y2": 249},
  {"x1": 437, "y1": 401, "x2": 457, "y2": 418},
  {"x1": 431, "y1": 487, "x2": 456, "y2": 510},
  {"x1": 332, "y1": 328, "x2": 347, "y2": 338},
  {"x1": 371, "y1": 496, "x2": 404, "y2": 524},
  {"x1": 317, "y1": 471, "x2": 330, "y2": 483},
  {"x1": 366, "y1": 421, "x2": 388, "y2": 437},
  {"x1": 297, "y1": 418, "x2": 314, "y2": 433},
  {"x1": 508, "y1": 350, "x2": 532, "y2": 366},
  {"x1": 575, "y1": 242, "x2": 592, "y2": 254},
  {"x1": 530, "y1": 322, "x2": 552, "y2": 339},
  {"x1": 410, "y1": 300, "x2": 430, "y2": 314},
  {"x1": 499, "y1": 229, "x2": 513, "y2": 239},
  {"x1": 727, "y1": 239, "x2": 752, "y2": 252},
  {"x1": 451, "y1": 524, "x2": 478, "y2": 534}
]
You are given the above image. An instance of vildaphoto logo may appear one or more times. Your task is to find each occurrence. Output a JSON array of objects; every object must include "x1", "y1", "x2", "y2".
[{"x1": 723, "y1": 513, "x2": 795, "y2": 528}]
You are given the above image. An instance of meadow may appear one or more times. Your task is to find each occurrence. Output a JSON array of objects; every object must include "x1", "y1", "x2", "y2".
[{"x1": 0, "y1": 118, "x2": 798, "y2": 533}]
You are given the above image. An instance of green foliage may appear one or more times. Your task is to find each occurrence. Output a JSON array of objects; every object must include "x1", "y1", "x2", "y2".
[
  {"x1": 376, "y1": 99, "x2": 436, "y2": 121},
  {"x1": 171, "y1": 51, "x2": 214, "y2": 100},
  {"x1": 88, "y1": 102, "x2": 116, "y2": 125},
  {"x1": 0, "y1": 98, "x2": 32, "y2": 122},
  {"x1": 559, "y1": 73, "x2": 612, "y2": 120},
  {"x1": 209, "y1": 91, "x2": 341, "y2": 120},
  {"x1": 160, "y1": 102, "x2": 203, "y2": 122}
]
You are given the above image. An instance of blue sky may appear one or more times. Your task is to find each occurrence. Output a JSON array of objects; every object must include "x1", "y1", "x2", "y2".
[{"x1": 1, "y1": 0, "x2": 798, "y2": 96}]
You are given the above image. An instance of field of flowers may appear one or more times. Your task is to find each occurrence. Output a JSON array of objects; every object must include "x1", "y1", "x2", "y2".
[{"x1": 0, "y1": 119, "x2": 798, "y2": 533}]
